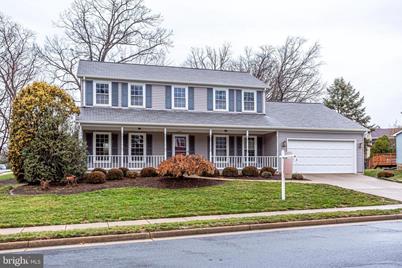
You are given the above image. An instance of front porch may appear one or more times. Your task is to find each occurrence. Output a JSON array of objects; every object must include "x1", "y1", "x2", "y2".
[
  {"x1": 81, "y1": 125, "x2": 279, "y2": 170},
  {"x1": 86, "y1": 155, "x2": 278, "y2": 170}
]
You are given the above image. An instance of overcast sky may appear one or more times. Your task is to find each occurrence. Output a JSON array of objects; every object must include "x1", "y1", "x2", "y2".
[{"x1": 1, "y1": 0, "x2": 402, "y2": 127}]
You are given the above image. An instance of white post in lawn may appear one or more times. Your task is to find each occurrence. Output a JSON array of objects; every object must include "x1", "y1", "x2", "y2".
[
  {"x1": 164, "y1": 128, "x2": 167, "y2": 160},
  {"x1": 209, "y1": 129, "x2": 213, "y2": 162},
  {"x1": 246, "y1": 130, "x2": 249, "y2": 166},
  {"x1": 120, "y1": 126, "x2": 124, "y2": 167},
  {"x1": 280, "y1": 149, "x2": 286, "y2": 200}
]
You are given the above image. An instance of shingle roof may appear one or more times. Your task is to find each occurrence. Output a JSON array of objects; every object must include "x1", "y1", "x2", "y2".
[
  {"x1": 78, "y1": 102, "x2": 366, "y2": 131},
  {"x1": 77, "y1": 60, "x2": 266, "y2": 89},
  {"x1": 265, "y1": 102, "x2": 366, "y2": 131},
  {"x1": 371, "y1": 128, "x2": 402, "y2": 139}
]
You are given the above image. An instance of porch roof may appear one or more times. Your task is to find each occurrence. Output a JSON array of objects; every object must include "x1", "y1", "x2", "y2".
[{"x1": 78, "y1": 102, "x2": 366, "y2": 132}]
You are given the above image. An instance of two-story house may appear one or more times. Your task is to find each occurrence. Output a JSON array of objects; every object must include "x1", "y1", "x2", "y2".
[{"x1": 77, "y1": 60, "x2": 366, "y2": 174}]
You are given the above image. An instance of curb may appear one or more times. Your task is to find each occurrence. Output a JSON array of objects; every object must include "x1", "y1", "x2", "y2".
[{"x1": 1, "y1": 214, "x2": 401, "y2": 250}]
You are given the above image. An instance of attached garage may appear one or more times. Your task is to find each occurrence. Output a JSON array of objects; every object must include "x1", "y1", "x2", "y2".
[{"x1": 287, "y1": 139, "x2": 356, "y2": 174}]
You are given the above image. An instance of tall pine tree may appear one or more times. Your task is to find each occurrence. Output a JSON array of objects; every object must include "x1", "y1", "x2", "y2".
[{"x1": 324, "y1": 78, "x2": 374, "y2": 129}]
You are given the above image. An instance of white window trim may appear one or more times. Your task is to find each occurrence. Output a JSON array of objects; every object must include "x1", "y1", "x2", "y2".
[
  {"x1": 128, "y1": 133, "x2": 146, "y2": 163},
  {"x1": 171, "y1": 85, "x2": 188, "y2": 110},
  {"x1": 93, "y1": 81, "x2": 112, "y2": 107},
  {"x1": 93, "y1": 132, "x2": 112, "y2": 163},
  {"x1": 213, "y1": 88, "x2": 229, "y2": 111},
  {"x1": 242, "y1": 136, "x2": 257, "y2": 157},
  {"x1": 213, "y1": 135, "x2": 229, "y2": 159},
  {"x1": 172, "y1": 134, "x2": 189, "y2": 155},
  {"x1": 129, "y1": 83, "x2": 146, "y2": 108},
  {"x1": 242, "y1": 90, "x2": 257, "y2": 113}
]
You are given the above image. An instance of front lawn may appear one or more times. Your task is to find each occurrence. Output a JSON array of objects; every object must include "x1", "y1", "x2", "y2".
[
  {"x1": 364, "y1": 169, "x2": 402, "y2": 183},
  {"x1": 0, "y1": 181, "x2": 396, "y2": 228},
  {"x1": 0, "y1": 172, "x2": 14, "y2": 181}
]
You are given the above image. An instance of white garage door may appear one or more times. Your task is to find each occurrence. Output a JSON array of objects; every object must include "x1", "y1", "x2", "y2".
[{"x1": 287, "y1": 139, "x2": 356, "y2": 173}]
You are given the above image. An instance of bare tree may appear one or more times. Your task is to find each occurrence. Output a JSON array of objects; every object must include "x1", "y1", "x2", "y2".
[
  {"x1": 183, "y1": 37, "x2": 324, "y2": 102},
  {"x1": 39, "y1": 0, "x2": 173, "y2": 90},
  {"x1": 184, "y1": 43, "x2": 234, "y2": 70},
  {"x1": 0, "y1": 13, "x2": 39, "y2": 155}
]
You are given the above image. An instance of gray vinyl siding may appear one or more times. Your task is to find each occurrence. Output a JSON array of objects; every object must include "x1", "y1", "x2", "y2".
[
  {"x1": 82, "y1": 79, "x2": 265, "y2": 114},
  {"x1": 277, "y1": 131, "x2": 365, "y2": 173},
  {"x1": 194, "y1": 134, "x2": 208, "y2": 157},
  {"x1": 152, "y1": 85, "x2": 166, "y2": 110},
  {"x1": 194, "y1": 87, "x2": 207, "y2": 111},
  {"x1": 263, "y1": 132, "x2": 277, "y2": 156}
]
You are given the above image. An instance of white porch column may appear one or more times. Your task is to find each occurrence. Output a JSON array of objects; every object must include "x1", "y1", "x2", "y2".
[
  {"x1": 120, "y1": 126, "x2": 124, "y2": 167},
  {"x1": 209, "y1": 129, "x2": 213, "y2": 162},
  {"x1": 164, "y1": 128, "x2": 167, "y2": 160},
  {"x1": 246, "y1": 129, "x2": 249, "y2": 166},
  {"x1": 78, "y1": 123, "x2": 83, "y2": 141}
]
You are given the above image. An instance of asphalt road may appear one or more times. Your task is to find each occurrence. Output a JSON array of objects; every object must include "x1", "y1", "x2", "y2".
[{"x1": 22, "y1": 220, "x2": 402, "y2": 267}]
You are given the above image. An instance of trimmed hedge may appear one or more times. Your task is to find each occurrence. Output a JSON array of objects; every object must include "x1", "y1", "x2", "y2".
[
  {"x1": 291, "y1": 173, "x2": 304, "y2": 180},
  {"x1": 222, "y1": 167, "x2": 238, "y2": 177},
  {"x1": 107, "y1": 168, "x2": 124, "y2": 180},
  {"x1": 260, "y1": 167, "x2": 276, "y2": 176},
  {"x1": 261, "y1": 171, "x2": 272, "y2": 178},
  {"x1": 86, "y1": 171, "x2": 106, "y2": 184},
  {"x1": 126, "y1": 171, "x2": 138, "y2": 179},
  {"x1": 377, "y1": 171, "x2": 394, "y2": 178},
  {"x1": 140, "y1": 167, "x2": 158, "y2": 177},
  {"x1": 92, "y1": 168, "x2": 107, "y2": 175},
  {"x1": 241, "y1": 166, "x2": 259, "y2": 177},
  {"x1": 119, "y1": 167, "x2": 129, "y2": 177}
]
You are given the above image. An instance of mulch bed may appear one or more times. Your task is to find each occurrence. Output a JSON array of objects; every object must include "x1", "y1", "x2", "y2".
[
  {"x1": 214, "y1": 175, "x2": 307, "y2": 181},
  {"x1": 11, "y1": 177, "x2": 225, "y2": 195},
  {"x1": 0, "y1": 179, "x2": 17, "y2": 186}
]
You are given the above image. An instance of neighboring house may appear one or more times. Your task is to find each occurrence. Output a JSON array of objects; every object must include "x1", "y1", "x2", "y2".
[
  {"x1": 76, "y1": 60, "x2": 366, "y2": 174},
  {"x1": 370, "y1": 128, "x2": 401, "y2": 147},
  {"x1": 394, "y1": 131, "x2": 402, "y2": 169}
]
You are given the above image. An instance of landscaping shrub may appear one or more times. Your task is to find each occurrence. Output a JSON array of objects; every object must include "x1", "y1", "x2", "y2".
[
  {"x1": 86, "y1": 171, "x2": 106, "y2": 184},
  {"x1": 140, "y1": 167, "x2": 158, "y2": 177},
  {"x1": 222, "y1": 167, "x2": 238, "y2": 177},
  {"x1": 126, "y1": 171, "x2": 138, "y2": 179},
  {"x1": 21, "y1": 110, "x2": 86, "y2": 184},
  {"x1": 291, "y1": 173, "x2": 304, "y2": 180},
  {"x1": 260, "y1": 167, "x2": 276, "y2": 176},
  {"x1": 261, "y1": 171, "x2": 272, "y2": 178},
  {"x1": 119, "y1": 167, "x2": 129, "y2": 177},
  {"x1": 107, "y1": 168, "x2": 124, "y2": 180},
  {"x1": 377, "y1": 171, "x2": 394, "y2": 178},
  {"x1": 158, "y1": 154, "x2": 215, "y2": 178},
  {"x1": 241, "y1": 166, "x2": 259, "y2": 177},
  {"x1": 201, "y1": 168, "x2": 220, "y2": 177},
  {"x1": 8, "y1": 82, "x2": 80, "y2": 182},
  {"x1": 92, "y1": 168, "x2": 107, "y2": 174}
]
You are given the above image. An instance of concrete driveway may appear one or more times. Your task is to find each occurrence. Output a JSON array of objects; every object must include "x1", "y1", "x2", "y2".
[{"x1": 305, "y1": 174, "x2": 402, "y2": 202}]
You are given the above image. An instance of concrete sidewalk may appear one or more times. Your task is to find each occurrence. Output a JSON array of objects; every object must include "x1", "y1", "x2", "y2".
[{"x1": 2, "y1": 204, "x2": 402, "y2": 236}]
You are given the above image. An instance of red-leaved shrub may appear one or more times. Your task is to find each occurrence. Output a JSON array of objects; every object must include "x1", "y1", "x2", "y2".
[{"x1": 158, "y1": 154, "x2": 215, "y2": 178}]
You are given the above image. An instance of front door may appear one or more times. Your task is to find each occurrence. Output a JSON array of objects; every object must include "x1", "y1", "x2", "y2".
[{"x1": 174, "y1": 135, "x2": 188, "y2": 155}]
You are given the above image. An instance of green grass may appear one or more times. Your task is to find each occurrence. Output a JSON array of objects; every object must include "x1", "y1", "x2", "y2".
[
  {"x1": 364, "y1": 169, "x2": 402, "y2": 182},
  {"x1": 0, "y1": 209, "x2": 399, "y2": 243},
  {"x1": 0, "y1": 172, "x2": 14, "y2": 181},
  {"x1": 0, "y1": 181, "x2": 396, "y2": 228}
]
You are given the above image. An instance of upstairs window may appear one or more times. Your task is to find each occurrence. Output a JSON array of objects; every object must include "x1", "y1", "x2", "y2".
[
  {"x1": 214, "y1": 89, "x2": 228, "y2": 111},
  {"x1": 172, "y1": 86, "x2": 188, "y2": 109},
  {"x1": 130, "y1": 84, "x2": 145, "y2": 107},
  {"x1": 243, "y1": 90, "x2": 256, "y2": 112},
  {"x1": 94, "y1": 82, "x2": 111, "y2": 106}
]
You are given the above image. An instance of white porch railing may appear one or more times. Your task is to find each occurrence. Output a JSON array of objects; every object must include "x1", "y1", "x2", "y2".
[
  {"x1": 87, "y1": 155, "x2": 278, "y2": 170},
  {"x1": 87, "y1": 155, "x2": 165, "y2": 170},
  {"x1": 212, "y1": 156, "x2": 278, "y2": 170}
]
